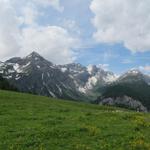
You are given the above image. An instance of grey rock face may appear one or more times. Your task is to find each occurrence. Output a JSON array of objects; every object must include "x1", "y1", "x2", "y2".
[
  {"x1": 99, "y1": 96, "x2": 147, "y2": 112},
  {"x1": 0, "y1": 52, "x2": 117, "y2": 101},
  {"x1": 118, "y1": 69, "x2": 150, "y2": 84},
  {"x1": 58, "y1": 64, "x2": 117, "y2": 93},
  {"x1": 0, "y1": 52, "x2": 84, "y2": 100}
]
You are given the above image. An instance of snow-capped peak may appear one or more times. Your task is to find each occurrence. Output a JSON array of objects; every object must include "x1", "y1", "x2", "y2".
[
  {"x1": 126, "y1": 69, "x2": 142, "y2": 75},
  {"x1": 87, "y1": 65, "x2": 98, "y2": 75}
]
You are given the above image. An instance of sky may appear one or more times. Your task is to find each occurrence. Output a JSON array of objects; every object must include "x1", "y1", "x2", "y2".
[{"x1": 0, "y1": 0, "x2": 150, "y2": 74}]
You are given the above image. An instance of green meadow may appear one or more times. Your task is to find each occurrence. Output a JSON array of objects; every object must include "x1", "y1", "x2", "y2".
[{"x1": 0, "y1": 90, "x2": 150, "y2": 150}]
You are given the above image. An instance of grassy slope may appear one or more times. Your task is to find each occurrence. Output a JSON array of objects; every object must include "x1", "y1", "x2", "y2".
[{"x1": 0, "y1": 90, "x2": 150, "y2": 150}]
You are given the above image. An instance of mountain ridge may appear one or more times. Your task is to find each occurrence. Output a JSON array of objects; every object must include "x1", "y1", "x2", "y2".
[
  {"x1": 96, "y1": 70, "x2": 150, "y2": 111},
  {"x1": 0, "y1": 52, "x2": 150, "y2": 111},
  {"x1": 0, "y1": 52, "x2": 117, "y2": 98}
]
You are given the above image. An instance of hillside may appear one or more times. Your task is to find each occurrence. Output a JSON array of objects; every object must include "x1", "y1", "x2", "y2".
[
  {"x1": 0, "y1": 90, "x2": 150, "y2": 150},
  {"x1": 0, "y1": 76, "x2": 17, "y2": 91},
  {"x1": 98, "y1": 81, "x2": 150, "y2": 110},
  {"x1": 96, "y1": 70, "x2": 150, "y2": 111}
]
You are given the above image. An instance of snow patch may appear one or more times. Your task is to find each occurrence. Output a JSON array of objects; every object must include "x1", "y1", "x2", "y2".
[
  {"x1": 23, "y1": 62, "x2": 31, "y2": 68},
  {"x1": 86, "y1": 76, "x2": 98, "y2": 89},
  {"x1": 8, "y1": 69, "x2": 15, "y2": 74},
  {"x1": 48, "y1": 89, "x2": 56, "y2": 98},
  {"x1": 13, "y1": 62, "x2": 31, "y2": 73},
  {"x1": 56, "y1": 85, "x2": 62, "y2": 93},
  {"x1": 61, "y1": 67, "x2": 67, "y2": 72},
  {"x1": 15, "y1": 76, "x2": 21, "y2": 80},
  {"x1": 37, "y1": 65, "x2": 40, "y2": 69},
  {"x1": 103, "y1": 74, "x2": 117, "y2": 83},
  {"x1": 0, "y1": 70, "x2": 4, "y2": 73},
  {"x1": 13, "y1": 63, "x2": 20, "y2": 71},
  {"x1": 4, "y1": 75, "x2": 12, "y2": 79},
  {"x1": 79, "y1": 87, "x2": 86, "y2": 93}
]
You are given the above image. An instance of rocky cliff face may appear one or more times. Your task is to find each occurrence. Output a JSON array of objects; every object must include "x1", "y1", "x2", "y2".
[
  {"x1": 59, "y1": 64, "x2": 117, "y2": 94},
  {"x1": 98, "y1": 96, "x2": 147, "y2": 112},
  {"x1": 0, "y1": 52, "x2": 85, "y2": 100}
]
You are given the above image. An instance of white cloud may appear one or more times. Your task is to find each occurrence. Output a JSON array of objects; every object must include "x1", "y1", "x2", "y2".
[
  {"x1": 11, "y1": 0, "x2": 63, "y2": 12},
  {"x1": 33, "y1": 0, "x2": 64, "y2": 12},
  {"x1": 14, "y1": 0, "x2": 63, "y2": 25},
  {"x1": 90, "y1": 0, "x2": 150, "y2": 52},
  {"x1": 61, "y1": 19, "x2": 81, "y2": 36},
  {"x1": 0, "y1": 0, "x2": 22, "y2": 58},
  {"x1": 97, "y1": 64, "x2": 109, "y2": 71},
  {"x1": 139, "y1": 65, "x2": 150, "y2": 72},
  {"x1": 0, "y1": 0, "x2": 79, "y2": 64},
  {"x1": 21, "y1": 3, "x2": 39, "y2": 25},
  {"x1": 122, "y1": 59, "x2": 134, "y2": 64},
  {"x1": 101, "y1": 50, "x2": 118, "y2": 62},
  {"x1": 21, "y1": 26, "x2": 79, "y2": 64}
]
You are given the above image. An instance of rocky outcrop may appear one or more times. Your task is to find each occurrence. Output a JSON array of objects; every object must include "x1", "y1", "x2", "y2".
[{"x1": 99, "y1": 96, "x2": 147, "y2": 112}]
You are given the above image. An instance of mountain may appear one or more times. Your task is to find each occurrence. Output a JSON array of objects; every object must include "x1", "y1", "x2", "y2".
[
  {"x1": 0, "y1": 52, "x2": 116, "y2": 101},
  {"x1": 58, "y1": 63, "x2": 117, "y2": 101},
  {"x1": 117, "y1": 69, "x2": 150, "y2": 84},
  {"x1": 96, "y1": 69, "x2": 150, "y2": 111},
  {"x1": 1, "y1": 52, "x2": 150, "y2": 111},
  {"x1": 59, "y1": 64, "x2": 117, "y2": 94},
  {"x1": 0, "y1": 52, "x2": 85, "y2": 101}
]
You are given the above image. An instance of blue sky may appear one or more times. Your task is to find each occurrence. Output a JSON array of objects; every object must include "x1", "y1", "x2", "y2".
[
  {"x1": 0, "y1": 0, "x2": 150, "y2": 74},
  {"x1": 39, "y1": 0, "x2": 150, "y2": 74}
]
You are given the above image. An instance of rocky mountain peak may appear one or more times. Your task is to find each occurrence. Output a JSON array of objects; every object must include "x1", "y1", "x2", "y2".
[
  {"x1": 25, "y1": 51, "x2": 45, "y2": 62},
  {"x1": 23, "y1": 51, "x2": 53, "y2": 68},
  {"x1": 26, "y1": 51, "x2": 41, "y2": 58},
  {"x1": 118, "y1": 69, "x2": 144, "y2": 82},
  {"x1": 126, "y1": 69, "x2": 142, "y2": 75},
  {"x1": 87, "y1": 65, "x2": 98, "y2": 75}
]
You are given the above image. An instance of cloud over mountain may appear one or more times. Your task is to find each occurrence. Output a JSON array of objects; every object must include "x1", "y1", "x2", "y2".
[
  {"x1": 0, "y1": 0, "x2": 78, "y2": 64},
  {"x1": 90, "y1": 0, "x2": 150, "y2": 52}
]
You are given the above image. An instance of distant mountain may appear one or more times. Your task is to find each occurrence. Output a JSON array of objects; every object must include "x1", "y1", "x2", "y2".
[
  {"x1": 59, "y1": 64, "x2": 117, "y2": 94},
  {"x1": 0, "y1": 52, "x2": 116, "y2": 101},
  {"x1": 117, "y1": 69, "x2": 150, "y2": 84},
  {"x1": 0, "y1": 52, "x2": 150, "y2": 111},
  {"x1": 96, "y1": 69, "x2": 150, "y2": 111},
  {"x1": 0, "y1": 52, "x2": 88, "y2": 101}
]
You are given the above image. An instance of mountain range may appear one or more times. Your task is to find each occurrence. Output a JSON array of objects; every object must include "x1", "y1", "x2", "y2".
[{"x1": 0, "y1": 52, "x2": 150, "y2": 111}]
